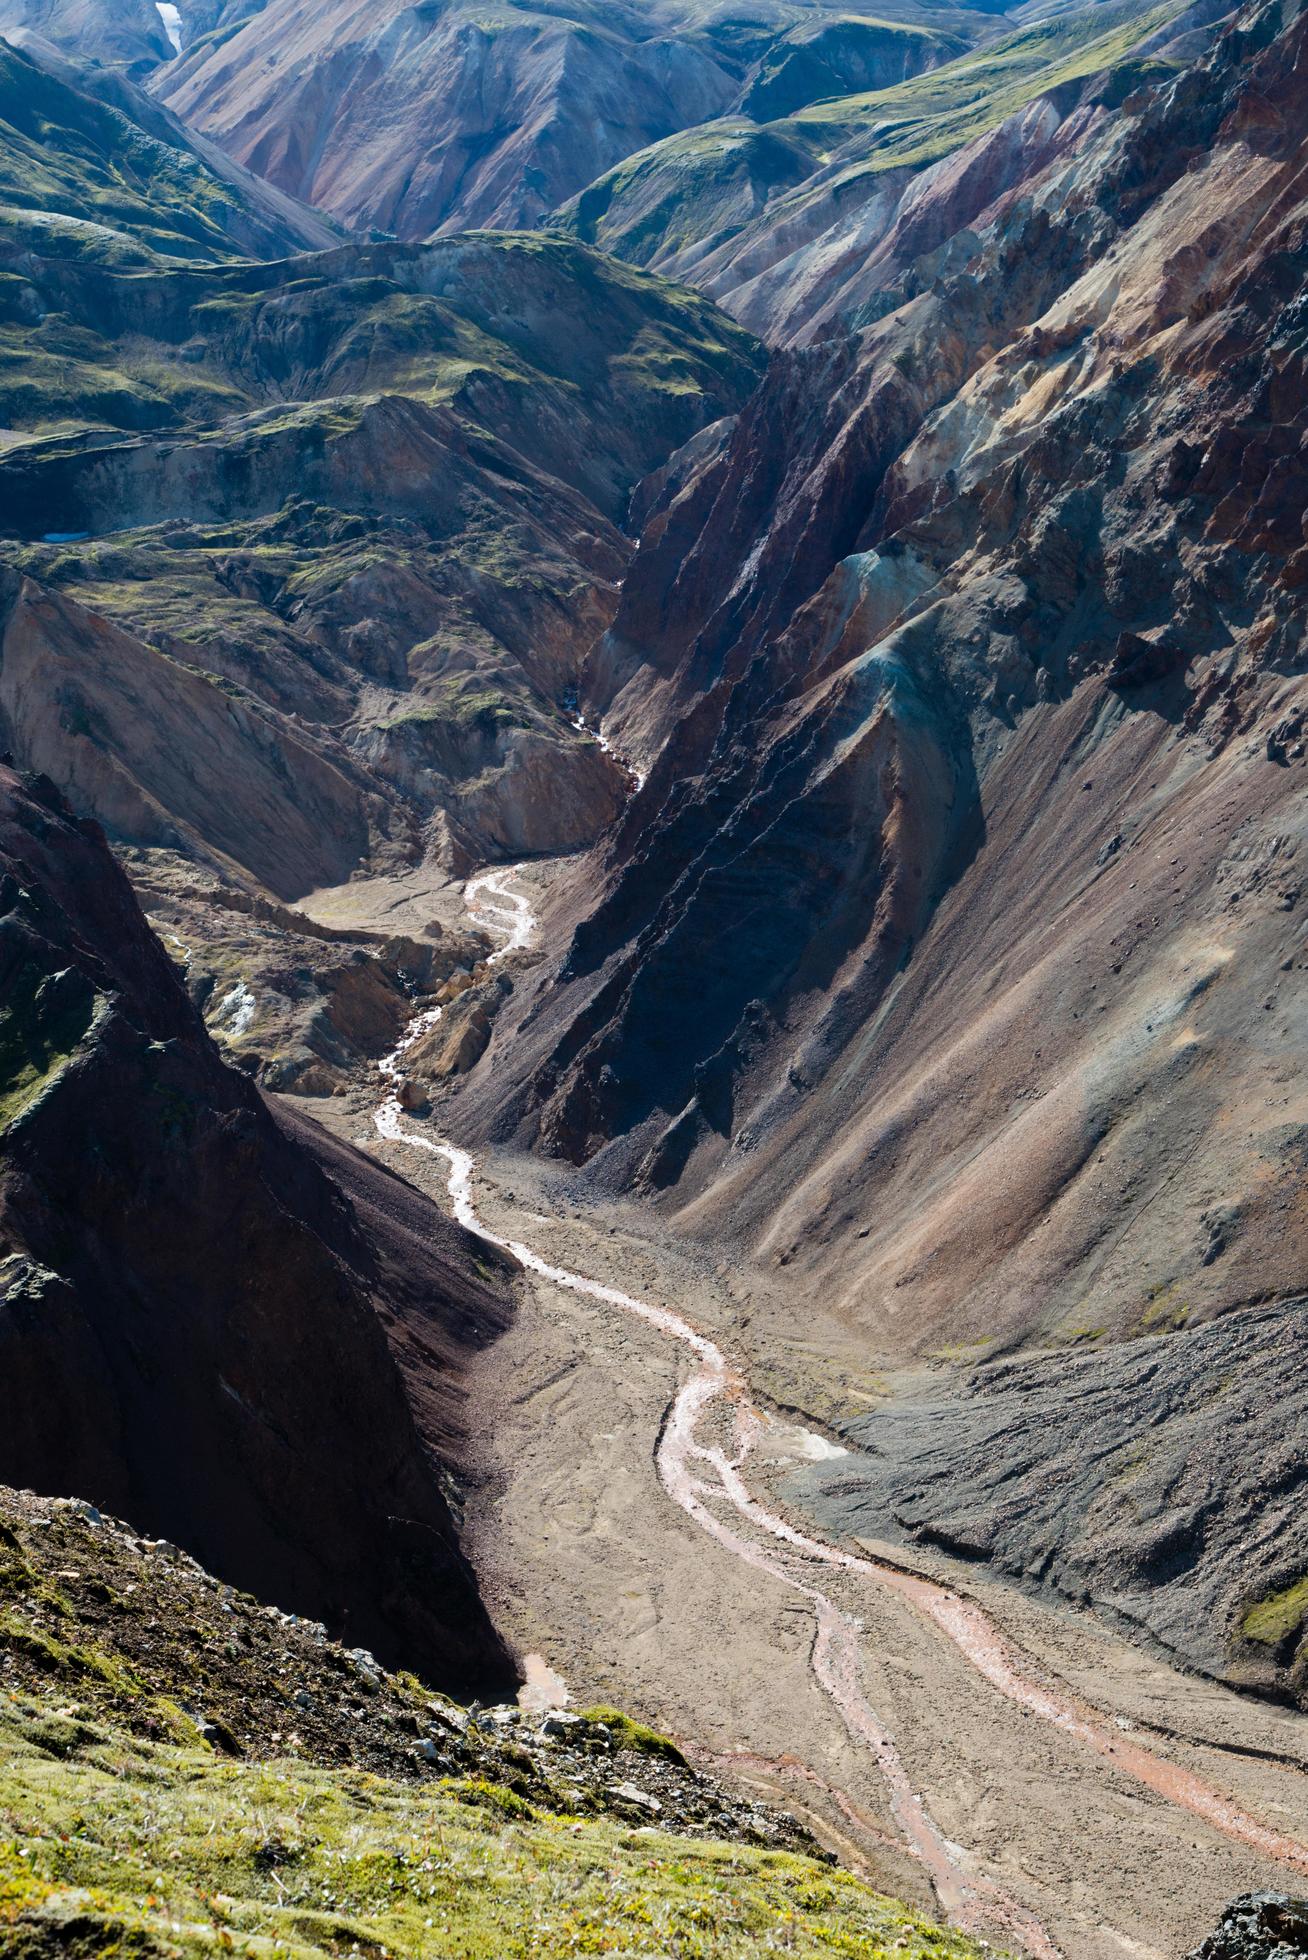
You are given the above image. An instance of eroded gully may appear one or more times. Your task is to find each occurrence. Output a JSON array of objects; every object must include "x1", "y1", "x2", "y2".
[{"x1": 374, "y1": 867, "x2": 1308, "y2": 1958}]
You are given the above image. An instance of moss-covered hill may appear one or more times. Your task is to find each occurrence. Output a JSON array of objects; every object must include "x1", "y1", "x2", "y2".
[
  {"x1": 0, "y1": 226, "x2": 762, "y2": 887},
  {"x1": 0, "y1": 231, "x2": 763, "y2": 514},
  {"x1": 558, "y1": 0, "x2": 1189, "y2": 336},
  {"x1": 0, "y1": 1489, "x2": 994, "y2": 1960},
  {"x1": 0, "y1": 39, "x2": 337, "y2": 264}
]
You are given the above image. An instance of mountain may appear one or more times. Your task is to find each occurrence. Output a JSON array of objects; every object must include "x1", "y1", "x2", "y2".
[
  {"x1": 0, "y1": 34, "x2": 340, "y2": 261},
  {"x1": 0, "y1": 0, "x2": 176, "y2": 74},
  {"x1": 0, "y1": 764, "x2": 515, "y2": 1692},
  {"x1": 0, "y1": 230, "x2": 762, "y2": 888},
  {"x1": 152, "y1": 0, "x2": 1001, "y2": 243},
  {"x1": 456, "y1": 0, "x2": 1308, "y2": 1700},
  {"x1": 558, "y1": 0, "x2": 1215, "y2": 343}
]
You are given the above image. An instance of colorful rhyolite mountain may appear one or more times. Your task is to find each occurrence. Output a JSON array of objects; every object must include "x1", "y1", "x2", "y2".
[
  {"x1": 154, "y1": 0, "x2": 1004, "y2": 239},
  {"x1": 454, "y1": 0, "x2": 1308, "y2": 1703}
]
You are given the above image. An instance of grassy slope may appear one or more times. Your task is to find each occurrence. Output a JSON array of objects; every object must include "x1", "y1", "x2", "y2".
[
  {"x1": 561, "y1": 0, "x2": 1186, "y2": 267},
  {"x1": 0, "y1": 1730, "x2": 987, "y2": 1960},
  {"x1": 0, "y1": 233, "x2": 762, "y2": 445},
  {"x1": 0, "y1": 1496, "x2": 994, "y2": 1960},
  {"x1": 786, "y1": 0, "x2": 1185, "y2": 176},
  {"x1": 0, "y1": 40, "x2": 298, "y2": 264}
]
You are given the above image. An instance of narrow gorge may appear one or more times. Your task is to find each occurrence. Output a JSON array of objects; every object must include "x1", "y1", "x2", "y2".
[{"x1": 0, "y1": 0, "x2": 1305, "y2": 1956}]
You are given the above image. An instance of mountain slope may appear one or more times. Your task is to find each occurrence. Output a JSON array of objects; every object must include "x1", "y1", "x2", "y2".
[
  {"x1": 0, "y1": 35, "x2": 339, "y2": 263},
  {"x1": 0, "y1": 0, "x2": 176, "y2": 74},
  {"x1": 153, "y1": 0, "x2": 1001, "y2": 243},
  {"x1": 0, "y1": 232, "x2": 762, "y2": 888},
  {"x1": 0, "y1": 764, "x2": 515, "y2": 1692},
  {"x1": 0, "y1": 1490, "x2": 993, "y2": 1960},
  {"x1": 456, "y1": 0, "x2": 1308, "y2": 1697},
  {"x1": 558, "y1": 0, "x2": 1209, "y2": 342}
]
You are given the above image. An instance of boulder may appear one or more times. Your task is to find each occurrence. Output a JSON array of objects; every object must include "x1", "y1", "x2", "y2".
[
  {"x1": 1187, "y1": 1895, "x2": 1308, "y2": 1960},
  {"x1": 1106, "y1": 631, "x2": 1189, "y2": 689}
]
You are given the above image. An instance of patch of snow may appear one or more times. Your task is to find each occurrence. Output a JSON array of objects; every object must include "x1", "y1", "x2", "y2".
[{"x1": 156, "y1": 1, "x2": 182, "y2": 53}]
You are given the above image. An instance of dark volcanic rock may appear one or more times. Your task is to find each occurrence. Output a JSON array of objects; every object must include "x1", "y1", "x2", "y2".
[
  {"x1": 1188, "y1": 1896, "x2": 1308, "y2": 1960},
  {"x1": 0, "y1": 765, "x2": 515, "y2": 1696},
  {"x1": 467, "y1": 0, "x2": 1308, "y2": 1319},
  {"x1": 453, "y1": 0, "x2": 1308, "y2": 1701},
  {"x1": 789, "y1": 1300, "x2": 1308, "y2": 1701}
]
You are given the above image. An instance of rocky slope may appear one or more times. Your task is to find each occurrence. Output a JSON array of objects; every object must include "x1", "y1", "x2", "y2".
[
  {"x1": 0, "y1": 229, "x2": 761, "y2": 889},
  {"x1": 0, "y1": 34, "x2": 339, "y2": 261},
  {"x1": 153, "y1": 0, "x2": 1001, "y2": 243},
  {"x1": 793, "y1": 1297, "x2": 1308, "y2": 1702},
  {"x1": 457, "y1": 0, "x2": 1308, "y2": 1698},
  {"x1": 133, "y1": 861, "x2": 501, "y2": 1097},
  {"x1": 0, "y1": 1486, "x2": 995, "y2": 1960},
  {"x1": 0, "y1": 763, "x2": 515, "y2": 1692},
  {"x1": 0, "y1": 0, "x2": 178, "y2": 75}
]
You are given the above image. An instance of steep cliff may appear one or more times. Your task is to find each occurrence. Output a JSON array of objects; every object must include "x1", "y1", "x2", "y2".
[{"x1": 0, "y1": 764, "x2": 515, "y2": 1693}]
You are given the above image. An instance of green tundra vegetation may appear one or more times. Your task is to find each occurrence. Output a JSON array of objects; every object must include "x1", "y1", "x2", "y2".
[
  {"x1": 0, "y1": 1720, "x2": 994, "y2": 1960},
  {"x1": 561, "y1": 0, "x2": 1187, "y2": 269}
]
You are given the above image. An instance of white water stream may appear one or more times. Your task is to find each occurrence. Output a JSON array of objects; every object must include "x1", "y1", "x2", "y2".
[
  {"x1": 374, "y1": 868, "x2": 1308, "y2": 1955},
  {"x1": 572, "y1": 713, "x2": 646, "y2": 793}
]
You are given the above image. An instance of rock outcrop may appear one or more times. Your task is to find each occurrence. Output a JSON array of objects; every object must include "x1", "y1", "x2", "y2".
[
  {"x1": 1187, "y1": 1896, "x2": 1308, "y2": 1960},
  {"x1": 0, "y1": 764, "x2": 515, "y2": 1693}
]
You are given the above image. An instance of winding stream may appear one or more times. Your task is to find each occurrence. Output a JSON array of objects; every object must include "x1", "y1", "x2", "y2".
[{"x1": 375, "y1": 867, "x2": 1308, "y2": 1956}]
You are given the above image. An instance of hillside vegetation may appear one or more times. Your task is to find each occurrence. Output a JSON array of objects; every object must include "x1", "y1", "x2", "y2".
[{"x1": 0, "y1": 1489, "x2": 990, "y2": 1960}]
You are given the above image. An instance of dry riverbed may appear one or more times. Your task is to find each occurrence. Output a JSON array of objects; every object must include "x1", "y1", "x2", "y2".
[{"x1": 301, "y1": 865, "x2": 1308, "y2": 1960}]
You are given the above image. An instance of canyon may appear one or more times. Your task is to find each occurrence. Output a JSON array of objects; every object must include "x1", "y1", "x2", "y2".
[{"x1": 0, "y1": 0, "x2": 1305, "y2": 1955}]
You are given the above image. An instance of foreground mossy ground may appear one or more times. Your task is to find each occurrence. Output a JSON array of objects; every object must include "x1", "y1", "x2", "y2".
[
  {"x1": 0, "y1": 1710, "x2": 989, "y2": 1960},
  {"x1": 0, "y1": 1495, "x2": 997, "y2": 1959}
]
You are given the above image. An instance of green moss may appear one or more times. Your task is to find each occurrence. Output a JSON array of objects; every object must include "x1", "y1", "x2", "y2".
[
  {"x1": 1241, "y1": 1576, "x2": 1308, "y2": 1648},
  {"x1": 577, "y1": 1707, "x2": 689, "y2": 1766},
  {"x1": 1140, "y1": 1283, "x2": 1190, "y2": 1332},
  {"x1": 0, "y1": 40, "x2": 309, "y2": 265},
  {"x1": 442, "y1": 1776, "x2": 538, "y2": 1821},
  {"x1": 383, "y1": 680, "x2": 528, "y2": 733},
  {"x1": 0, "y1": 962, "x2": 99, "y2": 1132},
  {"x1": 0, "y1": 1704, "x2": 993, "y2": 1960},
  {"x1": 564, "y1": 0, "x2": 1186, "y2": 268},
  {"x1": 0, "y1": 1618, "x2": 142, "y2": 1694}
]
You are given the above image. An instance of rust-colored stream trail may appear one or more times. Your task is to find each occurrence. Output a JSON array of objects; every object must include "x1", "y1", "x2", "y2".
[{"x1": 374, "y1": 869, "x2": 1308, "y2": 1957}]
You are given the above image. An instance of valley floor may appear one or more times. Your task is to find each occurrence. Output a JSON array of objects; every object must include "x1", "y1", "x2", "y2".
[{"x1": 301, "y1": 864, "x2": 1308, "y2": 1960}]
